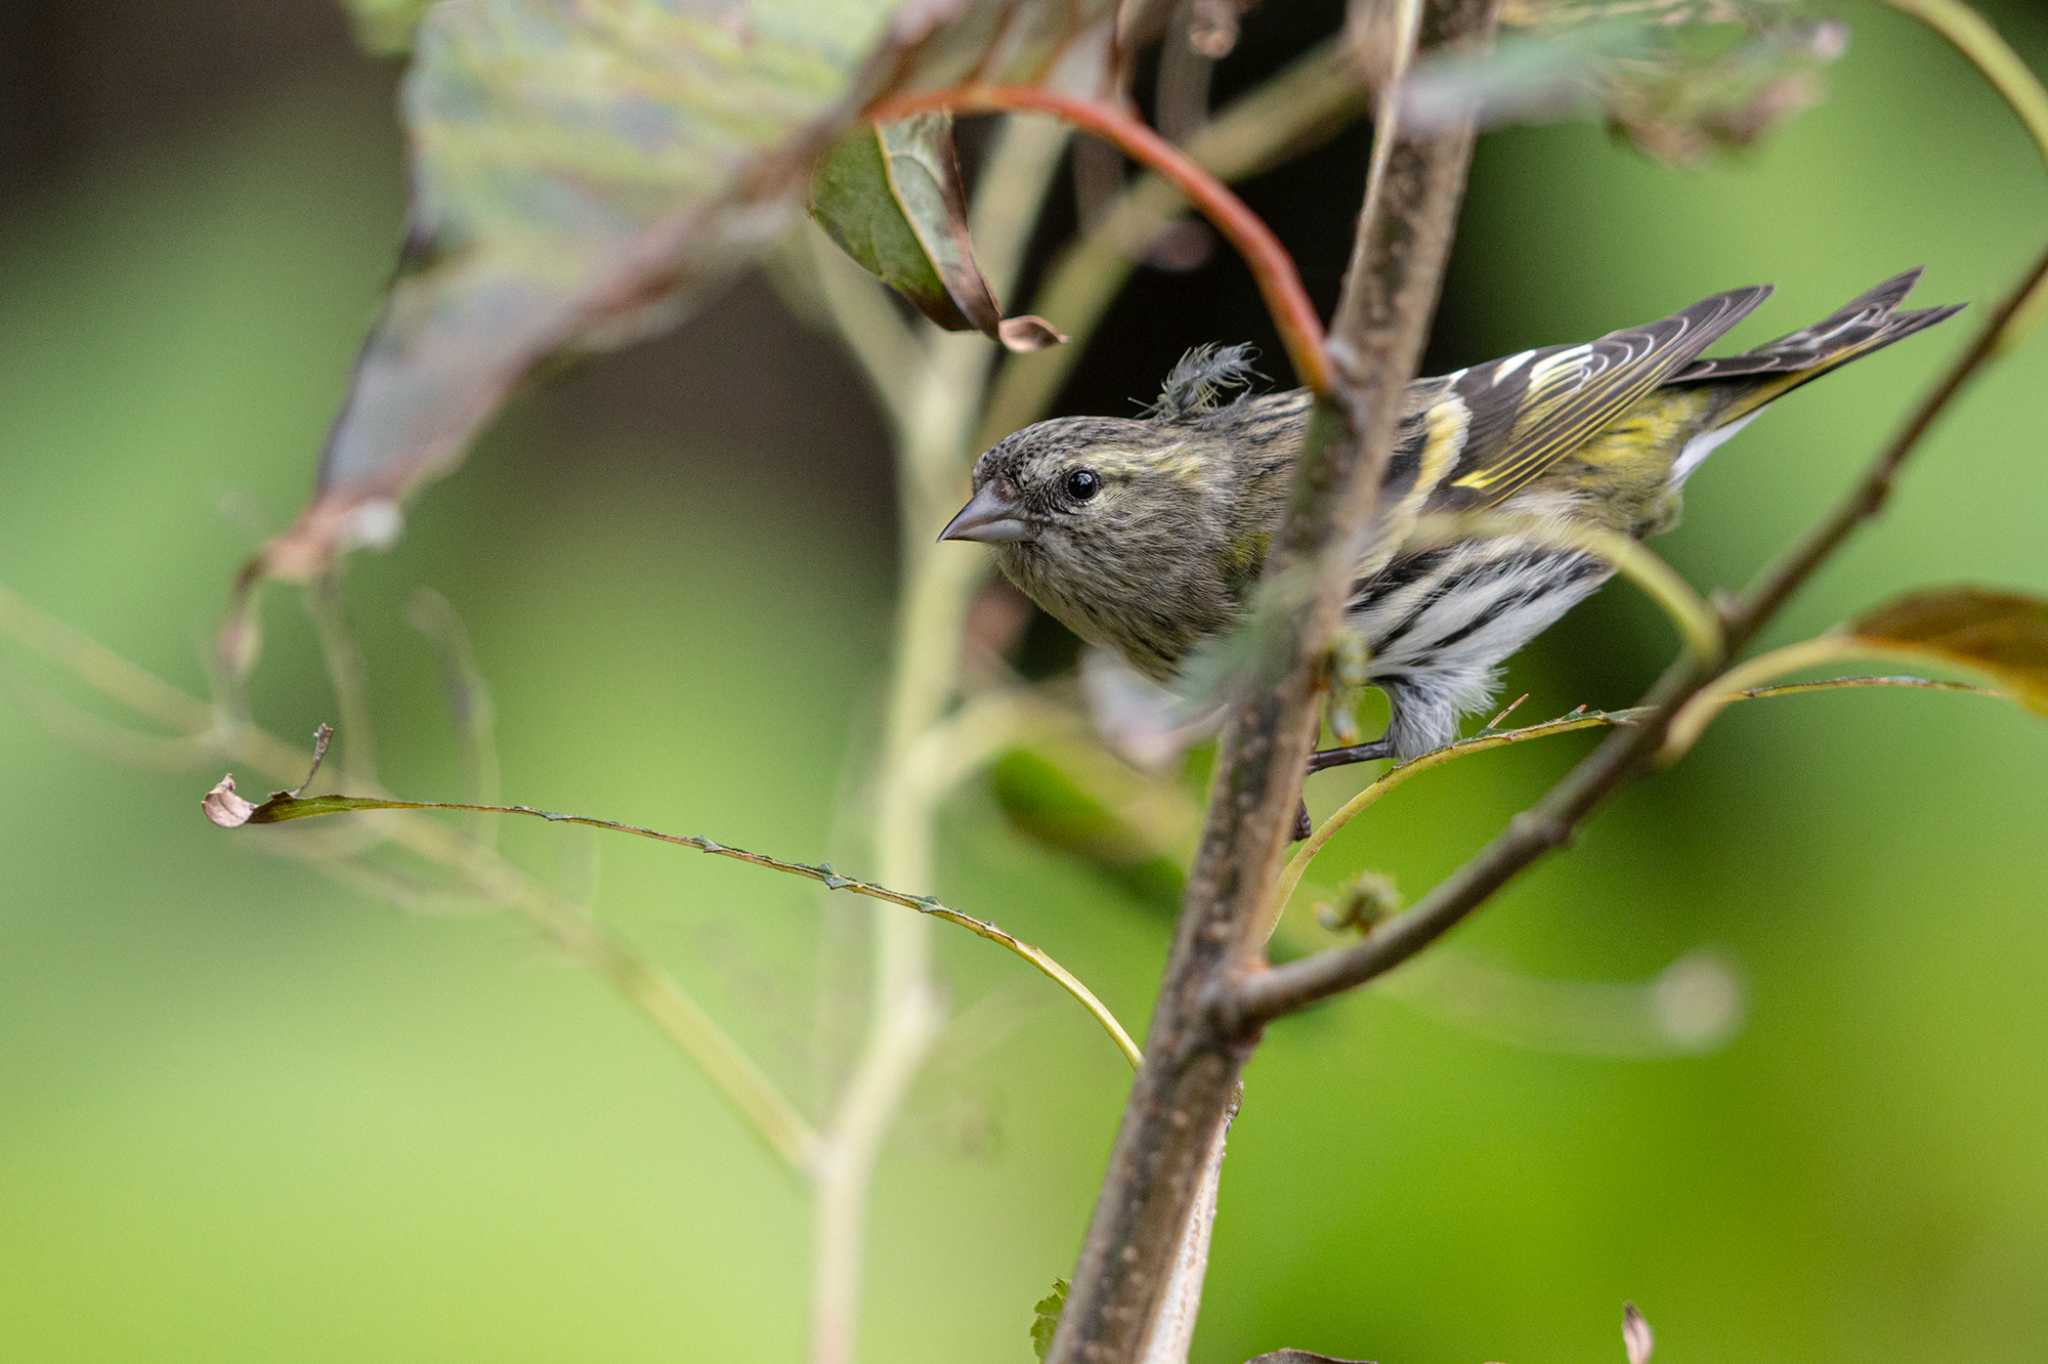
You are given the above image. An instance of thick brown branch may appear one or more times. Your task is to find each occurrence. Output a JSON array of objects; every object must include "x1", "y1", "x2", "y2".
[
  {"x1": 1044, "y1": 3, "x2": 1504, "y2": 1360},
  {"x1": 1234, "y1": 240, "x2": 2048, "y2": 1025}
]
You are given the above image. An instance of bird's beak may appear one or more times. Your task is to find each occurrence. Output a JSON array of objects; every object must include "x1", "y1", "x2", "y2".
[{"x1": 938, "y1": 483, "x2": 1034, "y2": 544}]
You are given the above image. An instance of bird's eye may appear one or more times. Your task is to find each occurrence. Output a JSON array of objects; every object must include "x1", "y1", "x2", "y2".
[{"x1": 1065, "y1": 468, "x2": 1101, "y2": 502}]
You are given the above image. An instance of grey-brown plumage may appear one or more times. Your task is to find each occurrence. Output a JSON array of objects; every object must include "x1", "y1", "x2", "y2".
[{"x1": 942, "y1": 271, "x2": 1962, "y2": 762}]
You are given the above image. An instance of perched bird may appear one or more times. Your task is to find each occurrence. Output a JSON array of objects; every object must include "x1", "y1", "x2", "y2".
[{"x1": 941, "y1": 270, "x2": 1961, "y2": 770}]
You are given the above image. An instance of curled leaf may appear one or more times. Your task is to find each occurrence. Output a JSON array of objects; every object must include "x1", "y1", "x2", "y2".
[
  {"x1": 810, "y1": 114, "x2": 1066, "y2": 350},
  {"x1": 201, "y1": 775, "x2": 258, "y2": 829},
  {"x1": 1840, "y1": 587, "x2": 2048, "y2": 713}
]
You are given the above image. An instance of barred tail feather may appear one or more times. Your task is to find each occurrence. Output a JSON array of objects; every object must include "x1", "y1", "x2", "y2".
[{"x1": 1671, "y1": 267, "x2": 1966, "y2": 425}]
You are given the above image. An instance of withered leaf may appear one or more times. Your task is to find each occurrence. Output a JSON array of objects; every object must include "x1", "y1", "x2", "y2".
[
  {"x1": 201, "y1": 775, "x2": 258, "y2": 829},
  {"x1": 1840, "y1": 587, "x2": 2048, "y2": 714}
]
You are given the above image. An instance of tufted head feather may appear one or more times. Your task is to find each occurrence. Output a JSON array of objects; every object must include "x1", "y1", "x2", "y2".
[{"x1": 1142, "y1": 343, "x2": 1266, "y2": 420}]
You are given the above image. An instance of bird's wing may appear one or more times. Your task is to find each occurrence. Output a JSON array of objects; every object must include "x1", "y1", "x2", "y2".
[{"x1": 1415, "y1": 284, "x2": 1775, "y2": 511}]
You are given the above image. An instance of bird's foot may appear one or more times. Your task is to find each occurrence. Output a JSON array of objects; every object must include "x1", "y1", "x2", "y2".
[{"x1": 1292, "y1": 738, "x2": 1395, "y2": 841}]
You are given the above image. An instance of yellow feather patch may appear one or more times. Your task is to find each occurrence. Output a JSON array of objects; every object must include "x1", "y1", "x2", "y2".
[{"x1": 1411, "y1": 396, "x2": 1470, "y2": 505}]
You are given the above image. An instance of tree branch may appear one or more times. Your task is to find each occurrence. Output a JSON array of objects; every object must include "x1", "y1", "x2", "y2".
[
  {"x1": 1273, "y1": 674, "x2": 2011, "y2": 933},
  {"x1": 809, "y1": 113, "x2": 1081, "y2": 1364},
  {"x1": 1045, "y1": 3, "x2": 1504, "y2": 1359}
]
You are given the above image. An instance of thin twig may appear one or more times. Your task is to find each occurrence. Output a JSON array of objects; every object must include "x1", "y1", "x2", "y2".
[
  {"x1": 1272, "y1": 674, "x2": 2010, "y2": 931},
  {"x1": 211, "y1": 783, "x2": 1142, "y2": 1069},
  {"x1": 1658, "y1": 638, "x2": 2021, "y2": 759},
  {"x1": 304, "y1": 575, "x2": 378, "y2": 784},
  {"x1": 0, "y1": 584, "x2": 824, "y2": 1176},
  {"x1": 1882, "y1": 0, "x2": 2048, "y2": 175},
  {"x1": 1155, "y1": 1, "x2": 1219, "y2": 145},
  {"x1": 407, "y1": 587, "x2": 504, "y2": 841},
  {"x1": 809, "y1": 114, "x2": 1079, "y2": 1364}
]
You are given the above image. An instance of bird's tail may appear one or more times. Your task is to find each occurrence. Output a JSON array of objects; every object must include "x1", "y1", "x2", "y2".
[{"x1": 1669, "y1": 267, "x2": 1965, "y2": 425}]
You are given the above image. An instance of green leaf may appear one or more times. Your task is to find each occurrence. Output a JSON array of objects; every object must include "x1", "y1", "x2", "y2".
[
  {"x1": 245, "y1": 0, "x2": 1113, "y2": 599},
  {"x1": 1840, "y1": 587, "x2": 2048, "y2": 714},
  {"x1": 1403, "y1": 0, "x2": 1846, "y2": 164},
  {"x1": 1029, "y1": 1278, "x2": 1069, "y2": 1361},
  {"x1": 809, "y1": 114, "x2": 1064, "y2": 350}
]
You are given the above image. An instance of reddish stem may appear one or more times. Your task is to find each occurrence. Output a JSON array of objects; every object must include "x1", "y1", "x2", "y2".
[{"x1": 867, "y1": 84, "x2": 1333, "y2": 395}]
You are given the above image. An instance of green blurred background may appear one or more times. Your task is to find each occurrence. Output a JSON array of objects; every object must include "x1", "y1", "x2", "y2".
[{"x1": 3, "y1": 3, "x2": 2045, "y2": 1360}]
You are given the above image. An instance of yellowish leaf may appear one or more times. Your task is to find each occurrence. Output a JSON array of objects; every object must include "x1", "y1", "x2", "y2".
[{"x1": 1841, "y1": 587, "x2": 2048, "y2": 714}]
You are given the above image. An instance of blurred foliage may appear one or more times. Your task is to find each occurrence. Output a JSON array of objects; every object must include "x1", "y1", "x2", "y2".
[
  {"x1": 989, "y1": 748, "x2": 1188, "y2": 912},
  {"x1": 1407, "y1": 0, "x2": 1847, "y2": 161},
  {"x1": 2, "y1": 3, "x2": 2046, "y2": 1364},
  {"x1": 274, "y1": 0, "x2": 1113, "y2": 596}
]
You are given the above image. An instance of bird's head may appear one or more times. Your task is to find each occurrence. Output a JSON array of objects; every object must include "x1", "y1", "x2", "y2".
[
  {"x1": 942, "y1": 417, "x2": 1222, "y2": 573},
  {"x1": 939, "y1": 414, "x2": 1242, "y2": 678}
]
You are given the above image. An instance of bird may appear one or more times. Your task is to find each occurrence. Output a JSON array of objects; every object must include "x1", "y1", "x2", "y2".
[{"x1": 940, "y1": 269, "x2": 1962, "y2": 775}]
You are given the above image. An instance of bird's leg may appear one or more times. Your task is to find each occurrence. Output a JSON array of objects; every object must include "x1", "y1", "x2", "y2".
[
  {"x1": 1306, "y1": 737, "x2": 1394, "y2": 774},
  {"x1": 1291, "y1": 740, "x2": 1393, "y2": 842}
]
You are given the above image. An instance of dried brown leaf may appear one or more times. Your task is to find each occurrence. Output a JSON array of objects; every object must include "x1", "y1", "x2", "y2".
[
  {"x1": 201, "y1": 775, "x2": 258, "y2": 829},
  {"x1": 1842, "y1": 587, "x2": 2048, "y2": 714}
]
